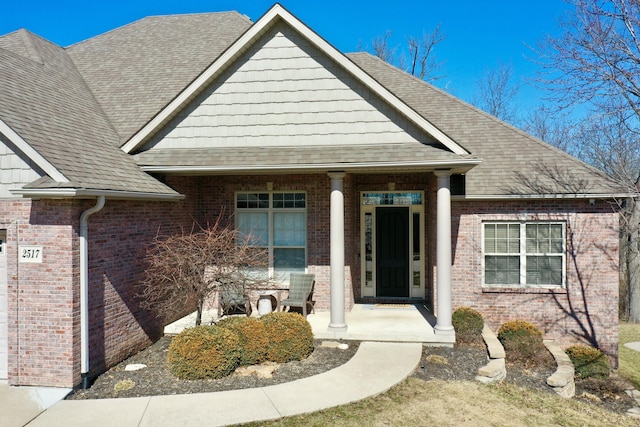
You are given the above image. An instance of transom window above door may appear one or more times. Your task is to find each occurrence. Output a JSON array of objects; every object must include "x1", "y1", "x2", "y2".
[{"x1": 236, "y1": 192, "x2": 306, "y2": 281}]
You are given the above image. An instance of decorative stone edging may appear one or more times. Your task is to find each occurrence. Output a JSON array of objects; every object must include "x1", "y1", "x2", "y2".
[
  {"x1": 476, "y1": 333, "x2": 640, "y2": 418},
  {"x1": 476, "y1": 325, "x2": 506, "y2": 384},
  {"x1": 543, "y1": 340, "x2": 575, "y2": 398}
]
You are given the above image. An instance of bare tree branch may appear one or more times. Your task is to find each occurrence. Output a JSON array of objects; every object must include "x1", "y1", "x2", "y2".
[
  {"x1": 362, "y1": 25, "x2": 447, "y2": 82},
  {"x1": 138, "y1": 214, "x2": 269, "y2": 326},
  {"x1": 472, "y1": 61, "x2": 520, "y2": 123}
]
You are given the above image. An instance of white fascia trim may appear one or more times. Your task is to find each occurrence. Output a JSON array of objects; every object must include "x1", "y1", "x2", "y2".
[
  {"x1": 11, "y1": 188, "x2": 184, "y2": 201},
  {"x1": 141, "y1": 159, "x2": 482, "y2": 174},
  {"x1": 457, "y1": 193, "x2": 631, "y2": 200},
  {"x1": 0, "y1": 118, "x2": 69, "y2": 182},
  {"x1": 122, "y1": 4, "x2": 468, "y2": 156}
]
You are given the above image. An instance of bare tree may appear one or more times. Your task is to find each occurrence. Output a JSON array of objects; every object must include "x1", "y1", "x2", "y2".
[
  {"x1": 472, "y1": 61, "x2": 520, "y2": 124},
  {"x1": 363, "y1": 25, "x2": 447, "y2": 82},
  {"x1": 405, "y1": 24, "x2": 447, "y2": 81},
  {"x1": 537, "y1": 0, "x2": 640, "y2": 118},
  {"x1": 138, "y1": 216, "x2": 269, "y2": 326},
  {"x1": 371, "y1": 30, "x2": 397, "y2": 64},
  {"x1": 574, "y1": 113, "x2": 640, "y2": 320},
  {"x1": 536, "y1": 0, "x2": 640, "y2": 321},
  {"x1": 522, "y1": 107, "x2": 578, "y2": 154}
]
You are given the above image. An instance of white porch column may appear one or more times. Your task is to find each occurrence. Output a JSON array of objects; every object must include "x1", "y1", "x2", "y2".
[
  {"x1": 328, "y1": 172, "x2": 347, "y2": 331},
  {"x1": 434, "y1": 171, "x2": 454, "y2": 334}
]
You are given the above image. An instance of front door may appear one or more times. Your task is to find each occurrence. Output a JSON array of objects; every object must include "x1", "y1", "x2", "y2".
[{"x1": 376, "y1": 207, "x2": 410, "y2": 298}]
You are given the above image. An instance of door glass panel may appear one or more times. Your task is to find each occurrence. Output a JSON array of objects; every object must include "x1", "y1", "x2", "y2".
[
  {"x1": 413, "y1": 212, "x2": 421, "y2": 288},
  {"x1": 365, "y1": 212, "x2": 373, "y2": 287}
]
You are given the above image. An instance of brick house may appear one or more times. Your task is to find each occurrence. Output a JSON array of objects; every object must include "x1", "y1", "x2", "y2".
[{"x1": 0, "y1": 4, "x2": 624, "y2": 388}]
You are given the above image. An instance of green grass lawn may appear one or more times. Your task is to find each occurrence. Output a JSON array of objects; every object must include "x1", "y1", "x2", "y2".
[
  {"x1": 238, "y1": 323, "x2": 640, "y2": 427},
  {"x1": 619, "y1": 322, "x2": 640, "y2": 389}
]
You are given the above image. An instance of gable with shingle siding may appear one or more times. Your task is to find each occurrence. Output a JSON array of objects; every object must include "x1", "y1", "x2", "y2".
[
  {"x1": 0, "y1": 132, "x2": 42, "y2": 198},
  {"x1": 140, "y1": 22, "x2": 440, "y2": 153}
]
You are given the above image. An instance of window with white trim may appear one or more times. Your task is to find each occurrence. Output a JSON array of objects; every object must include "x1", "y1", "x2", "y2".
[
  {"x1": 483, "y1": 222, "x2": 565, "y2": 287},
  {"x1": 236, "y1": 192, "x2": 306, "y2": 280}
]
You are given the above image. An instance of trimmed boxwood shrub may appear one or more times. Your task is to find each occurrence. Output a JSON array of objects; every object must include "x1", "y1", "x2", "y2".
[
  {"x1": 167, "y1": 325, "x2": 241, "y2": 380},
  {"x1": 217, "y1": 316, "x2": 269, "y2": 366},
  {"x1": 452, "y1": 306, "x2": 484, "y2": 344},
  {"x1": 497, "y1": 320, "x2": 545, "y2": 362},
  {"x1": 261, "y1": 312, "x2": 314, "y2": 363},
  {"x1": 565, "y1": 344, "x2": 610, "y2": 379}
]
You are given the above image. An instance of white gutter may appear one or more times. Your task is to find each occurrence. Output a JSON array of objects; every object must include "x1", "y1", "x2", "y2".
[
  {"x1": 80, "y1": 196, "x2": 105, "y2": 389},
  {"x1": 11, "y1": 188, "x2": 184, "y2": 201}
]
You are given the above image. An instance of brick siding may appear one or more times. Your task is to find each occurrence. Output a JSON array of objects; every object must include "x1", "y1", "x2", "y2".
[
  {"x1": 449, "y1": 199, "x2": 620, "y2": 364},
  {"x1": 1, "y1": 173, "x2": 622, "y2": 386}
]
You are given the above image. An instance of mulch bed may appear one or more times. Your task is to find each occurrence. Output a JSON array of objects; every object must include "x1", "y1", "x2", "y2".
[{"x1": 68, "y1": 335, "x2": 637, "y2": 415}]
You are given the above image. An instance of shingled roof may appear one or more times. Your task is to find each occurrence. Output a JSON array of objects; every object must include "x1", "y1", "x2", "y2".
[
  {"x1": 67, "y1": 12, "x2": 252, "y2": 144},
  {"x1": 0, "y1": 6, "x2": 626, "y2": 199},
  {"x1": 0, "y1": 29, "x2": 179, "y2": 198},
  {"x1": 346, "y1": 52, "x2": 624, "y2": 198}
]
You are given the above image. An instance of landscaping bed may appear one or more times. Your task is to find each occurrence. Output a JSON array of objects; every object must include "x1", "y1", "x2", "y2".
[{"x1": 68, "y1": 334, "x2": 636, "y2": 415}]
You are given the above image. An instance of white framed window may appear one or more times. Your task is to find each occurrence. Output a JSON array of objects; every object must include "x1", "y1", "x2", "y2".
[
  {"x1": 483, "y1": 222, "x2": 565, "y2": 287},
  {"x1": 236, "y1": 192, "x2": 306, "y2": 281}
]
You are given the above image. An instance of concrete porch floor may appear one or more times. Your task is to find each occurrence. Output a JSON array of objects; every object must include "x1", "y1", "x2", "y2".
[{"x1": 165, "y1": 304, "x2": 455, "y2": 346}]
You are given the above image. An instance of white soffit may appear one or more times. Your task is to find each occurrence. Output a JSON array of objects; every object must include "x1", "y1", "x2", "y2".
[{"x1": 122, "y1": 4, "x2": 468, "y2": 156}]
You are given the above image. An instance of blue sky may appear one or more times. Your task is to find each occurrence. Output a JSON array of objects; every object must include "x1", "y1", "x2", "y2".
[{"x1": 2, "y1": 1, "x2": 572, "y2": 110}]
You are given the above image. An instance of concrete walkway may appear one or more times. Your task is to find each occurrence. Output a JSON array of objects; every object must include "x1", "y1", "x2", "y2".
[{"x1": 7, "y1": 341, "x2": 421, "y2": 427}]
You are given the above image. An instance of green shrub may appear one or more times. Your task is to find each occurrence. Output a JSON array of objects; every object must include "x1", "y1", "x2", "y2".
[
  {"x1": 452, "y1": 306, "x2": 484, "y2": 343},
  {"x1": 167, "y1": 325, "x2": 240, "y2": 380},
  {"x1": 217, "y1": 316, "x2": 269, "y2": 366},
  {"x1": 497, "y1": 320, "x2": 545, "y2": 362},
  {"x1": 565, "y1": 344, "x2": 610, "y2": 379},
  {"x1": 261, "y1": 312, "x2": 314, "y2": 363}
]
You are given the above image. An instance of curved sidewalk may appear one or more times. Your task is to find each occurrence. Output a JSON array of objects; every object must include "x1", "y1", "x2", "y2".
[{"x1": 25, "y1": 341, "x2": 421, "y2": 427}]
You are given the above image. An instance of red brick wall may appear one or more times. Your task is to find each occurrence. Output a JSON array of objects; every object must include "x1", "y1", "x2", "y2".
[
  {"x1": 84, "y1": 177, "x2": 197, "y2": 382},
  {"x1": 1, "y1": 176, "x2": 197, "y2": 387},
  {"x1": 449, "y1": 199, "x2": 620, "y2": 363},
  {"x1": 1, "y1": 173, "x2": 622, "y2": 386},
  {"x1": 196, "y1": 174, "x2": 354, "y2": 311},
  {"x1": 1, "y1": 199, "x2": 79, "y2": 387}
]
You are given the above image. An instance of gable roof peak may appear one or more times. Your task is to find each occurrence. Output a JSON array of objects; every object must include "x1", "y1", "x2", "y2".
[{"x1": 122, "y1": 3, "x2": 468, "y2": 156}]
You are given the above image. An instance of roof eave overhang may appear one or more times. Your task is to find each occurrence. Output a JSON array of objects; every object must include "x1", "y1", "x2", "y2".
[
  {"x1": 10, "y1": 188, "x2": 185, "y2": 201},
  {"x1": 122, "y1": 4, "x2": 468, "y2": 156},
  {"x1": 140, "y1": 159, "x2": 482, "y2": 176},
  {"x1": 457, "y1": 193, "x2": 630, "y2": 201}
]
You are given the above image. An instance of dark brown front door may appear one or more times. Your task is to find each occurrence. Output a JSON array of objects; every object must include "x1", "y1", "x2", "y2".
[{"x1": 376, "y1": 207, "x2": 410, "y2": 298}]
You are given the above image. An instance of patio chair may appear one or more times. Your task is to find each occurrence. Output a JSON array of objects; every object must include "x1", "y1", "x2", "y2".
[
  {"x1": 280, "y1": 273, "x2": 315, "y2": 317},
  {"x1": 217, "y1": 281, "x2": 252, "y2": 317}
]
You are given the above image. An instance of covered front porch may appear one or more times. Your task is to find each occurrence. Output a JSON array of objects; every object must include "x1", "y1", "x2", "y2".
[
  {"x1": 165, "y1": 303, "x2": 454, "y2": 346},
  {"x1": 308, "y1": 303, "x2": 453, "y2": 345}
]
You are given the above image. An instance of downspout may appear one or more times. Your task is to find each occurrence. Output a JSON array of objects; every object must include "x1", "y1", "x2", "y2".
[{"x1": 80, "y1": 196, "x2": 105, "y2": 389}]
